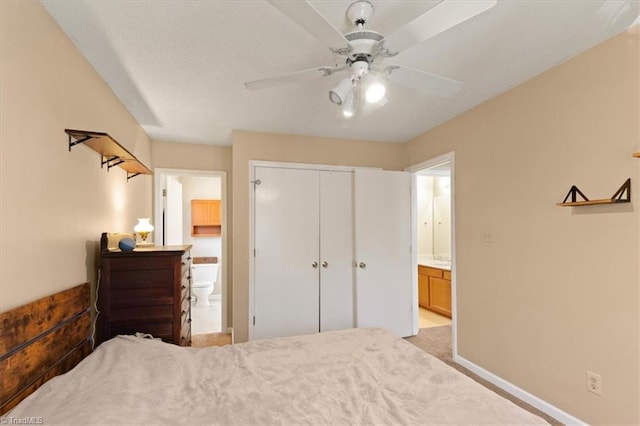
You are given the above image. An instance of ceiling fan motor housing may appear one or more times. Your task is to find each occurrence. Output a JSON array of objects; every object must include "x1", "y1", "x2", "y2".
[{"x1": 344, "y1": 31, "x2": 383, "y2": 67}]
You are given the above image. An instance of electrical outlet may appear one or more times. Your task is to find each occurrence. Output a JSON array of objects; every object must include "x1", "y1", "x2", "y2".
[{"x1": 586, "y1": 371, "x2": 602, "y2": 396}]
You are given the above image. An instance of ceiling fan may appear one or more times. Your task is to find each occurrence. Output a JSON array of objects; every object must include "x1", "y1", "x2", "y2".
[{"x1": 244, "y1": 0, "x2": 497, "y2": 118}]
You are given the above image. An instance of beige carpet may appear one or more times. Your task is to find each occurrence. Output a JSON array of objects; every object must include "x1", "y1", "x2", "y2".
[
  {"x1": 405, "y1": 326, "x2": 562, "y2": 425},
  {"x1": 191, "y1": 332, "x2": 232, "y2": 348}
]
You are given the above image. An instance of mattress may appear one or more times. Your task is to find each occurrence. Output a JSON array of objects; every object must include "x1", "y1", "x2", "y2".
[{"x1": 8, "y1": 328, "x2": 547, "y2": 425}]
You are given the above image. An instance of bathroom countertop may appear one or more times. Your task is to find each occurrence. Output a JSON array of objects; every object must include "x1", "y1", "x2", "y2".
[{"x1": 417, "y1": 257, "x2": 451, "y2": 271}]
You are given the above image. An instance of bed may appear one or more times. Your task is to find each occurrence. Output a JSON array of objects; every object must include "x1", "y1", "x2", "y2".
[{"x1": 2, "y1": 285, "x2": 548, "y2": 425}]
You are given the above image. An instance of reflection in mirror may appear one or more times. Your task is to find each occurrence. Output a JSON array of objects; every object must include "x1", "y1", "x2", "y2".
[{"x1": 417, "y1": 162, "x2": 451, "y2": 267}]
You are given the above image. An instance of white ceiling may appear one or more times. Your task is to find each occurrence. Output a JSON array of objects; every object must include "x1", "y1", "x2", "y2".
[{"x1": 41, "y1": 0, "x2": 639, "y2": 146}]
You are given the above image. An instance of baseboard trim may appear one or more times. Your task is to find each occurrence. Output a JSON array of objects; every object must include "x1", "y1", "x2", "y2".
[{"x1": 453, "y1": 354, "x2": 586, "y2": 425}]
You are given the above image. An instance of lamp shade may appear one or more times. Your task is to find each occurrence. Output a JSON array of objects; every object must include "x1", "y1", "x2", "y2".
[{"x1": 134, "y1": 218, "x2": 154, "y2": 233}]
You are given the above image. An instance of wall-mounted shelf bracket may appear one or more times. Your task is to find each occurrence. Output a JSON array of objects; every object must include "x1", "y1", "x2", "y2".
[
  {"x1": 561, "y1": 185, "x2": 590, "y2": 203},
  {"x1": 66, "y1": 129, "x2": 152, "y2": 181},
  {"x1": 610, "y1": 178, "x2": 631, "y2": 202},
  {"x1": 126, "y1": 172, "x2": 142, "y2": 181},
  {"x1": 557, "y1": 178, "x2": 631, "y2": 206},
  {"x1": 68, "y1": 135, "x2": 92, "y2": 151},
  {"x1": 102, "y1": 155, "x2": 125, "y2": 171}
]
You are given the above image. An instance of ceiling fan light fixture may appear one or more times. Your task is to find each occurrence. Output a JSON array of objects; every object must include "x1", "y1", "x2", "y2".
[
  {"x1": 362, "y1": 72, "x2": 386, "y2": 104},
  {"x1": 342, "y1": 76, "x2": 363, "y2": 118},
  {"x1": 329, "y1": 77, "x2": 353, "y2": 105},
  {"x1": 342, "y1": 93, "x2": 356, "y2": 118},
  {"x1": 365, "y1": 81, "x2": 385, "y2": 104}
]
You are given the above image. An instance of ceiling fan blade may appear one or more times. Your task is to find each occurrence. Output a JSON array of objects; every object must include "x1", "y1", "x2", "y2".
[
  {"x1": 381, "y1": 0, "x2": 497, "y2": 55},
  {"x1": 385, "y1": 65, "x2": 464, "y2": 98},
  {"x1": 244, "y1": 67, "x2": 334, "y2": 91},
  {"x1": 267, "y1": 0, "x2": 351, "y2": 52}
]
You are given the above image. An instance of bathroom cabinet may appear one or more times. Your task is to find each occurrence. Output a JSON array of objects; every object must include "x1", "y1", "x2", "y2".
[
  {"x1": 191, "y1": 199, "x2": 222, "y2": 237},
  {"x1": 418, "y1": 265, "x2": 451, "y2": 318},
  {"x1": 97, "y1": 236, "x2": 192, "y2": 347}
]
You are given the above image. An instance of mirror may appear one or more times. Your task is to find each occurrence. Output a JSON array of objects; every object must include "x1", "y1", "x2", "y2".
[{"x1": 416, "y1": 162, "x2": 451, "y2": 266}]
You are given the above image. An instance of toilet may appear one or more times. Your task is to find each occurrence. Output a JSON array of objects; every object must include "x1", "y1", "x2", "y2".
[{"x1": 190, "y1": 263, "x2": 219, "y2": 307}]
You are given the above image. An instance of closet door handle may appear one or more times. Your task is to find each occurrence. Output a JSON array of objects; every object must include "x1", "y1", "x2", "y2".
[
  {"x1": 358, "y1": 262, "x2": 366, "y2": 269},
  {"x1": 311, "y1": 261, "x2": 319, "y2": 268},
  {"x1": 321, "y1": 261, "x2": 328, "y2": 268}
]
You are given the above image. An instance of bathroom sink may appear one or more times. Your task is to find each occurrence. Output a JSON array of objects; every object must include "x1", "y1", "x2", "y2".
[{"x1": 425, "y1": 261, "x2": 451, "y2": 269}]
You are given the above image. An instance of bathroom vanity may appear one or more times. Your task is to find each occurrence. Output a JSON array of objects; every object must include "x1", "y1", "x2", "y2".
[
  {"x1": 417, "y1": 263, "x2": 452, "y2": 318},
  {"x1": 97, "y1": 235, "x2": 193, "y2": 346}
]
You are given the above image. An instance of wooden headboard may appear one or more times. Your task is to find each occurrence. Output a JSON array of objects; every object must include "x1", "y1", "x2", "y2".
[{"x1": 0, "y1": 283, "x2": 92, "y2": 414}]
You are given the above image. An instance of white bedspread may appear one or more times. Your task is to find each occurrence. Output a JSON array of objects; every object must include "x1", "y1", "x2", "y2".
[{"x1": 8, "y1": 328, "x2": 547, "y2": 425}]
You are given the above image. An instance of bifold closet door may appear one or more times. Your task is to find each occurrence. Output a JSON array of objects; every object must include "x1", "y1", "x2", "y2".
[
  {"x1": 253, "y1": 166, "x2": 320, "y2": 340},
  {"x1": 354, "y1": 169, "x2": 413, "y2": 337},
  {"x1": 319, "y1": 171, "x2": 354, "y2": 332}
]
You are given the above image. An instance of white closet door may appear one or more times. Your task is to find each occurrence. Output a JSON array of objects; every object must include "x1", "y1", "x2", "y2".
[
  {"x1": 354, "y1": 169, "x2": 414, "y2": 337},
  {"x1": 253, "y1": 166, "x2": 320, "y2": 340},
  {"x1": 319, "y1": 171, "x2": 354, "y2": 332}
]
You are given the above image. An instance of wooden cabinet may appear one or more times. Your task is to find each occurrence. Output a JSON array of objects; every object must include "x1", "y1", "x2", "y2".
[
  {"x1": 191, "y1": 199, "x2": 221, "y2": 237},
  {"x1": 418, "y1": 269, "x2": 429, "y2": 307},
  {"x1": 97, "y1": 234, "x2": 192, "y2": 346},
  {"x1": 417, "y1": 265, "x2": 451, "y2": 318}
]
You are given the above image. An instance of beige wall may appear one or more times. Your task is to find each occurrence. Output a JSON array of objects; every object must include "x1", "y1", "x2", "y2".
[
  {"x1": 406, "y1": 28, "x2": 639, "y2": 424},
  {"x1": 152, "y1": 140, "x2": 231, "y2": 172},
  {"x1": 231, "y1": 130, "x2": 405, "y2": 342},
  {"x1": 0, "y1": 1, "x2": 152, "y2": 311},
  {"x1": 151, "y1": 140, "x2": 233, "y2": 326}
]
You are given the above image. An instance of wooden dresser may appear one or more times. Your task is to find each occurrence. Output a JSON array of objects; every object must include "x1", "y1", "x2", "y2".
[{"x1": 97, "y1": 234, "x2": 192, "y2": 346}]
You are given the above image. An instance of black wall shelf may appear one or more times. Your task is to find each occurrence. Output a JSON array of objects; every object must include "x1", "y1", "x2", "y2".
[{"x1": 66, "y1": 129, "x2": 152, "y2": 181}]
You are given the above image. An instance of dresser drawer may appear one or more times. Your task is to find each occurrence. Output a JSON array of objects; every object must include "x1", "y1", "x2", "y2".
[{"x1": 110, "y1": 304, "x2": 174, "y2": 322}]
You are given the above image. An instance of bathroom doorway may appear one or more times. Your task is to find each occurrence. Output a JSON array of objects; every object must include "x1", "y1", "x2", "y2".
[
  {"x1": 408, "y1": 153, "x2": 456, "y2": 353},
  {"x1": 154, "y1": 168, "x2": 228, "y2": 336}
]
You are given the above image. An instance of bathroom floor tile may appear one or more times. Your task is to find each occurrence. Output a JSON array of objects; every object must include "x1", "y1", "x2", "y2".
[{"x1": 191, "y1": 296, "x2": 222, "y2": 334}]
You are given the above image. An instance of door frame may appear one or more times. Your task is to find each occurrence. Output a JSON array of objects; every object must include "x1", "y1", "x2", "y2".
[
  {"x1": 153, "y1": 167, "x2": 229, "y2": 332},
  {"x1": 405, "y1": 152, "x2": 457, "y2": 357}
]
